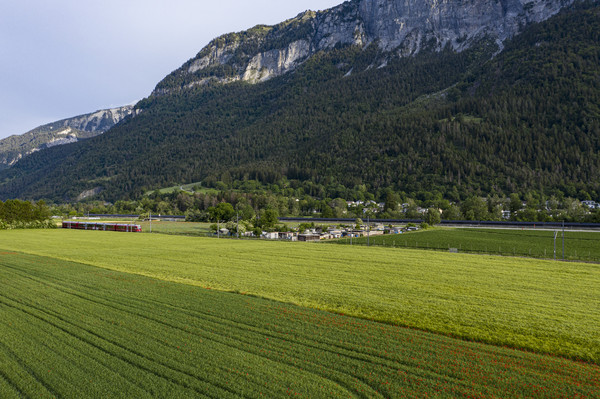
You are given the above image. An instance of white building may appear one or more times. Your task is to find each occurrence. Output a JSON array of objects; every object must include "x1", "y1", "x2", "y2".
[{"x1": 582, "y1": 200, "x2": 598, "y2": 209}]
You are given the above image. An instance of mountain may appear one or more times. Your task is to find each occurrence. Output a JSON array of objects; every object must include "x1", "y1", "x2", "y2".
[
  {"x1": 0, "y1": 106, "x2": 134, "y2": 170},
  {"x1": 155, "y1": 0, "x2": 574, "y2": 93},
  {"x1": 0, "y1": 0, "x2": 598, "y2": 202}
]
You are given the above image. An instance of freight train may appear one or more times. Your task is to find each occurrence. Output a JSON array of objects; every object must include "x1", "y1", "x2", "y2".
[{"x1": 62, "y1": 221, "x2": 142, "y2": 232}]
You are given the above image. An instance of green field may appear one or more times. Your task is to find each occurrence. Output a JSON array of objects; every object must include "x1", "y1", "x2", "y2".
[
  {"x1": 1, "y1": 251, "x2": 598, "y2": 398},
  {"x1": 1, "y1": 229, "x2": 599, "y2": 365},
  {"x1": 137, "y1": 223, "x2": 600, "y2": 263},
  {"x1": 144, "y1": 182, "x2": 218, "y2": 195},
  {"x1": 139, "y1": 221, "x2": 213, "y2": 236},
  {"x1": 335, "y1": 228, "x2": 600, "y2": 262},
  {"x1": 65, "y1": 220, "x2": 214, "y2": 236}
]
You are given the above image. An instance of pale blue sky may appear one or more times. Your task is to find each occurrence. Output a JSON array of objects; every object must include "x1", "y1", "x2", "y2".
[{"x1": 0, "y1": 0, "x2": 343, "y2": 139}]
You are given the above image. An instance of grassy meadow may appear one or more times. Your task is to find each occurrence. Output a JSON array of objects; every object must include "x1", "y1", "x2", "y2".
[
  {"x1": 144, "y1": 182, "x2": 218, "y2": 195},
  {"x1": 1, "y1": 251, "x2": 598, "y2": 398},
  {"x1": 62, "y1": 220, "x2": 214, "y2": 236},
  {"x1": 1, "y1": 229, "x2": 599, "y2": 364},
  {"x1": 138, "y1": 221, "x2": 212, "y2": 236},
  {"x1": 335, "y1": 227, "x2": 600, "y2": 262}
]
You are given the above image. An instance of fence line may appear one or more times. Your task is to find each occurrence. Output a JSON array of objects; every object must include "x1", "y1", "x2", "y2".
[{"x1": 333, "y1": 237, "x2": 598, "y2": 262}]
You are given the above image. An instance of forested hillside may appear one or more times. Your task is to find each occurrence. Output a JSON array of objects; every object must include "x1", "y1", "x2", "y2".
[
  {"x1": 0, "y1": 106, "x2": 134, "y2": 170},
  {"x1": 0, "y1": 2, "x2": 598, "y2": 202}
]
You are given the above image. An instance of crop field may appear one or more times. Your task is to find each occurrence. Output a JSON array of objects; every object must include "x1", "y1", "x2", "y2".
[
  {"x1": 66, "y1": 220, "x2": 217, "y2": 236},
  {"x1": 63, "y1": 220, "x2": 214, "y2": 236},
  {"x1": 1, "y1": 251, "x2": 599, "y2": 398},
  {"x1": 138, "y1": 221, "x2": 212, "y2": 236},
  {"x1": 1, "y1": 230, "x2": 599, "y2": 365},
  {"x1": 335, "y1": 228, "x2": 600, "y2": 262}
]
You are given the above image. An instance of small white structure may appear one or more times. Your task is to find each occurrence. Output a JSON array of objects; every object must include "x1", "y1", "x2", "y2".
[
  {"x1": 262, "y1": 232, "x2": 279, "y2": 240},
  {"x1": 328, "y1": 230, "x2": 343, "y2": 239},
  {"x1": 278, "y1": 232, "x2": 298, "y2": 241}
]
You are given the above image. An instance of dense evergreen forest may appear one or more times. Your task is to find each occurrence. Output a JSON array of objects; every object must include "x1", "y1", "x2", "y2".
[{"x1": 1, "y1": 2, "x2": 598, "y2": 203}]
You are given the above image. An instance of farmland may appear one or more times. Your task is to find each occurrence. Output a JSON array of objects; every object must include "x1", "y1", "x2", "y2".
[
  {"x1": 1, "y1": 229, "x2": 599, "y2": 365},
  {"x1": 1, "y1": 251, "x2": 599, "y2": 398},
  {"x1": 64, "y1": 220, "x2": 214, "y2": 236},
  {"x1": 74, "y1": 221, "x2": 600, "y2": 264},
  {"x1": 138, "y1": 221, "x2": 212, "y2": 236},
  {"x1": 335, "y1": 228, "x2": 600, "y2": 262},
  {"x1": 136, "y1": 222, "x2": 600, "y2": 263}
]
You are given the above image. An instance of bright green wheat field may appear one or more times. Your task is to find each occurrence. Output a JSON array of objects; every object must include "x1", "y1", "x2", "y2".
[
  {"x1": 1, "y1": 229, "x2": 599, "y2": 364},
  {"x1": 3, "y1": 252, "x2": 599, "y2": 398}
]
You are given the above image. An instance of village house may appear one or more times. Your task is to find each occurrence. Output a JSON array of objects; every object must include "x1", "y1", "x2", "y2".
[
  {"x1": 326, "y1": 228, "x2": 343, "y2": 239},
  {"x1": 298, "y1": 233, "x2": 320, "y2": 242},
  {"x1": 343, "y1": 230, "x2": 363, "y2": 238},
  {"x1": 262, "y1": 232, "x2": 279, "y2": 240},
  {"x1": 278, "y1": 232, "x2": 298, "y2": 241},
  {"x1": 385, "y1": 227, "x2": 404, "y2": 235}
]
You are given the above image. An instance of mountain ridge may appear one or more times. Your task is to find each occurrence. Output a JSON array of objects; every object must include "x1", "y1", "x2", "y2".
[
  {"x1": 0, "y1": 106, "x2": 135, "y2": 170},
  {"x1": 0, "y1": 0, "x2": 598, "y2": 202},
  {"x1": 154, "y1": 0, "x2": 576, "y2": 95}
]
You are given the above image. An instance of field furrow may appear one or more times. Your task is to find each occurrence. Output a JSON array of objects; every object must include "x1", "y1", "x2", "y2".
[{"x1": 1, "y1": 250, "x2": 598, "y2": 398}]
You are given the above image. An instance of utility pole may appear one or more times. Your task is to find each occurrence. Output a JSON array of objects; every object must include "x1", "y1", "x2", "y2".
[
  {"x1": 553, "y1": 231, "x2": 557, "y2": 260},
  {"x1": 562, "y1": 221, "x2": 565, "y2": 261},
  {"x1": 367, "y1": 213, "x2": 370, "y2": 247}
]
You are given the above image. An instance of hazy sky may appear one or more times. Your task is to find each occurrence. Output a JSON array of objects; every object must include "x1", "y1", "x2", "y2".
[{"x1": 0, "y1": 0, "x2": 343, "y2": 139}]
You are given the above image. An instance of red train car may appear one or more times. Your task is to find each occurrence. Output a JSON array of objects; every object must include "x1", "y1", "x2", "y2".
[{"x1": 62, "y1": 221, "x2": 142, "y2": 232}]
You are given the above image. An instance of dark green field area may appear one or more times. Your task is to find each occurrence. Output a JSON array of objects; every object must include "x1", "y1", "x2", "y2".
[
  {"x1": 1, "y1": 252, "x2": 598, "y2": 398},
  {"x1": 335, "y1": 228, "x2": 600, "y2": 262}
]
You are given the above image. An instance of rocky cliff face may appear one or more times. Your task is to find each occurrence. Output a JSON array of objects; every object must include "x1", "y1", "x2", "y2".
[
  {"x1": 57, "y1": 106, "x2": 135, "y2": 133},
  {"x1": 0, "y1": 106, "x2": 135, "y2": 169},
  {"x1": 154, "y1": 0, "x2": 578, "y2": 94},
  {"x1": 356, "y1": 0, "x2": 574, "y2": 53}
]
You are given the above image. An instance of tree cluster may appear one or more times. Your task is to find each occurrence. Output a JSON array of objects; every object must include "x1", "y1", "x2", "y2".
[
  {"x1": 0, "y1": 199, "x2": 54, "y2": 229},
  {"x1": 52, "y1": 178, "x2": 600, "y2": 226}
]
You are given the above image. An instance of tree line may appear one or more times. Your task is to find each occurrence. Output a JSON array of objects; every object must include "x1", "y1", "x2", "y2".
[
  {"x1": 53, "y1": 180, "x2": 600, "y2": 226},
  {"x1": 0, "y1": 200, "x2": 54, "y2": 229}
]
